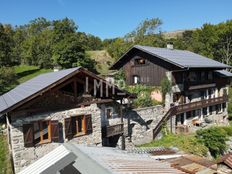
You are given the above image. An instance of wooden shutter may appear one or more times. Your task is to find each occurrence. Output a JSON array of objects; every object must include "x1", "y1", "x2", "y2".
[
  {"x1": 23, "y1": 124, "x2": 34, "y2": 147},
  {"x1": 85, "y1": 115, "x2": 92, "y2": 134},
  {"x1": 51, "y1": 120, "x2": 59, "y2": 142},
  {"x1": 64, "y1": 118, "x2": 73, "y2": 139}
]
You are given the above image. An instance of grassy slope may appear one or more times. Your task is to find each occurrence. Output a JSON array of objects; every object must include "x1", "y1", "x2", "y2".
[
  {"x1": 0, "y1": 134, "x2": 13, "y2": 174},
  {"x1": 140, "y1": 134, "x2": 208, "y2": 157},
  {"x1": 15, "y1": 65, "x2": 52, "y2": 84},
  {"x1": 86, "y1": 50, "x2": 114, "y2": 75}
]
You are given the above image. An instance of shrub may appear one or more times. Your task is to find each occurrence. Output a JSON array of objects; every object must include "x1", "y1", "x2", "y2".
[{"x1": 196, "y1": 127, "x2": 228, "y2": 158}]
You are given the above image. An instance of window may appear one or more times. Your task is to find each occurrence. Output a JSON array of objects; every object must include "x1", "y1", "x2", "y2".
[
  {"x1": 135, "y1": 58, "x2": 146, "y2": 65},
  {"x1": 33, "y1": 120, "x2": 51, "y2": 144},
  {"x1": 189, "y1": 72, "x2": 197, "y2": 82},
  {"x1": 133, "y1": 75, "x2": 140, "y2": 84},
  {"x1": 203, "y1": 107, "x2": 207, "y2": 116},
  {"x1": 23, "y1": 120, "x2": 59, "y2": 147},
  {"x1": 201, "y1": 72, "x2": 206, "y2": 81},
  {"x1": 65, "y1": 115, "x2": 92, "y2": 139},
  {"x1": 208, "y1": 72, "x2": 213, "y2": 80},
  {"x1": 105, "y1": 107, "x2": 113, "y2": 119},
  {"x1": 209, "y1": 106, "x2": 213, "y2": 115}
]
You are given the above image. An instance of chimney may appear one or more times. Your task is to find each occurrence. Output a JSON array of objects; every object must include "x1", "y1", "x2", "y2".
[{"x1": 167, "y1": 42, "x2": 174, "y2": 50}]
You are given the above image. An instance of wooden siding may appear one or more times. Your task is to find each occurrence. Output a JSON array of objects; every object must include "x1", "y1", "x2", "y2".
[{"x1": 122, "y1": 49, "x2": 181, "y2": 86}]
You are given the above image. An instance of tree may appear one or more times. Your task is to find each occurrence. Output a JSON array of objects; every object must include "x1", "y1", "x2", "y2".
[
  {"x1": 52, "y1": 34, "x2": 95, "y2": 70},
  {"x1": 0, "y1": 24, "x2": 15, "y2": 67},
  {"x1": 126, "y1": 18, "x2": 162, "y2": 41},
  {"x1": 0, "y1": 67, "x2": 17, "y2": 94}
]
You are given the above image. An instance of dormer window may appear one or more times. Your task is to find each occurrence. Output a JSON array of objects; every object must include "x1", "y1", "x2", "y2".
[{"x1": 135, "y1": 58, "x2": 146, "y2": 65}]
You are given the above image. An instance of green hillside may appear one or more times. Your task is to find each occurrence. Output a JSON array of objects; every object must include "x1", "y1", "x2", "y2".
[{"x1": 86, "y1": 50, "x2": 114, "y2": 75}]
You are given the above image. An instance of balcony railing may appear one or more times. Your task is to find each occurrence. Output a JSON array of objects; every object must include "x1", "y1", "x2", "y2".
[
  {"x1": 102, "y1": 123, "x2": 124, "y2": 138},
  {"x1": 176, "y1": 95, "x2": 228, "y2": 114},
  {"x1": 153, "y1": 95, "x2": 228, "y2": 139}
]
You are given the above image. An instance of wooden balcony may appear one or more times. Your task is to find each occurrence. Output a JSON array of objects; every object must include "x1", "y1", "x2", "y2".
[
  {"x1": 176, "y1": 95, "x2": 228, "y2": 114},
  {"x1": 102, "y1": 123, "x2": 124, "y2": 138},
  {"x1": 153, "y1": 95, "x2": 228, "y2": 139}
]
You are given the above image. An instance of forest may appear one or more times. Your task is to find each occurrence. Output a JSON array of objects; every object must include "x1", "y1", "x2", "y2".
[{"x1": 1, "y1": 17, "x2": 232, "y2": 94}]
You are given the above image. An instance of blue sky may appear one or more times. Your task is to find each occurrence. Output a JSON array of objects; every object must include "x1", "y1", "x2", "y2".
[{"x1": 1, "y1": 0, "x2": 232, "y2": 39}]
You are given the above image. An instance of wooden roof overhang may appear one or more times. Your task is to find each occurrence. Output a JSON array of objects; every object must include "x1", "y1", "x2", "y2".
[{"x1": 1, "y1": 68, "x2": 135, "y2": 116}]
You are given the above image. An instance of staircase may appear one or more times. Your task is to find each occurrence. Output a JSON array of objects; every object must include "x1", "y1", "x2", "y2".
[{"x1": 152, "y1": 106, "x2": 177, "y2": 139}]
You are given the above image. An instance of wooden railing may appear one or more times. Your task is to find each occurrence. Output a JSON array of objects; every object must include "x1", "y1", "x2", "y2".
[
  {"x1": 153, "y1": 107, "x2": 177, "y2": 139},
  {"x1": 176, "y1": 95, "x2": 227, "y2": 114},
  {"x1": 102, "y1": 123, "x2": 124, "y2": 138},
  {"x1": 153, "y1": 95, "x2": 228, "y2": 139}
]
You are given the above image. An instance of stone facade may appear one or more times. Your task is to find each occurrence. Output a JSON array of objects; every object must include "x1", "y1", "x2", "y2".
[{"x1": 9, "y1": 103, "x2": 117, "y2": 173}]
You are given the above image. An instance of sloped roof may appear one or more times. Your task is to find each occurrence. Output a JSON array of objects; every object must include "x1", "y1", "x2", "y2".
[
  {"x1": 0, "y1": 67, "x2": 81, "y2": 115},
  {"x1": 65, "y1": 143, "x2": 186, "y2": 174},
  {"x1": 217, "y1": 153, "x2": 232, "y2": 169},
  {"x1": 111, "y1": 45, "x2": 231, "y2": 69},
  {"x1": 0, "y1": 67, "x2": 132, "y2": 115},
  {"x1": 18, "y1": 145, "x2": 77, "y2": 174},
  {"x1": 215, "y1": 70, "x2": 232, "y2": 77}
]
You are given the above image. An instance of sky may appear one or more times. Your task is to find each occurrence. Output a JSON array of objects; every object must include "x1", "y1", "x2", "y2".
[{"x1": 1, "y1": 0, "x2": 232, "y2": 39}]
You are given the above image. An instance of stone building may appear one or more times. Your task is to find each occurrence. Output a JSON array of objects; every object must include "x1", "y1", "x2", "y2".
[
  {"x1": 0, "y1": 67, "x2": 133, "y2": 173},
  {"x1": 110, "y1": 44, "x2": 232, "y2": 138}
]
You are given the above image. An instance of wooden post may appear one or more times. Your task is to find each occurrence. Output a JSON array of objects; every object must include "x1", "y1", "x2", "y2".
[
  {"x1": 74, "y1": 78, "x2": 77, "y2": 102},
  {"x1": 120, "y1": 99, "x2": 125, "y2": 150}
]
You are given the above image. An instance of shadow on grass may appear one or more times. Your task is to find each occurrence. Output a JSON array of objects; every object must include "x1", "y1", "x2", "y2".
[{"x1": 16, "y1": 68, "x2": 40, "y2": 79}]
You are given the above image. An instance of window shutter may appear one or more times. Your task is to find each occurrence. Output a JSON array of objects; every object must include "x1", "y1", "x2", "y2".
[
  {"x1": 23, "y1": 124, "x2": 34, "y2": 147},
  {"x1": 64, "y1": 118, "x2": 73, "y2": 139},
  {"x1": 51, "y1": 120, "x2": 59, "y2": 142},
  {"x1": 85, "y1": 115, "x2": 92, "y2": 134}
]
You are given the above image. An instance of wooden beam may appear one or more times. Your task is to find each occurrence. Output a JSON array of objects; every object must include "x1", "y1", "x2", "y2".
[{"x1": 74, "y1": 78, "x2": 77, "y2": 102}]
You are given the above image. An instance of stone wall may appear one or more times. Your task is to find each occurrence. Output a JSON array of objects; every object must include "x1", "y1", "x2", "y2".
[
  {"x1": 9, "y1": 103, "x2": 103, "y2": 173},
  {"x1": 123, "y1": 105, "x2": 165, "y2": 146}
]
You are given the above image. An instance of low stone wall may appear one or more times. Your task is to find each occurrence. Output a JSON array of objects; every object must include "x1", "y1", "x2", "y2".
[{"x1": 9, "y1": 103, "x2": 102, "y2": 173}]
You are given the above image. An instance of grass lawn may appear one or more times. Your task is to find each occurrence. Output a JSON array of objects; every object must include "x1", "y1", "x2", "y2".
[
  {"x1": 139, "y1": 134, "x2": 208, "y2": 157},
  {"x1": 15, "y1": 65, "x2": 52, "y2": 84},
  {"x1": 0, "y1": 134, "x2": 13, "y2": 174}
]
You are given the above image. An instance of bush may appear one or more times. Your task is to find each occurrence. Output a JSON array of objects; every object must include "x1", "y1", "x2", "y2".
[
  {"x1": 126, "y1": 85, "x2": 155, "y2": 108},
  {"x1": 196, "y1": 127, "x2": 228, "y2": 158}
]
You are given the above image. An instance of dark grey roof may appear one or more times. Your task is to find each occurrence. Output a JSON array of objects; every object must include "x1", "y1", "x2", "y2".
[
  {"x1": 215, "y1": 70, "x2": 232, "y2": 77},
  {"x1": 135, "y1": 45, "x2": 231, "y2": 68},
  {"x1": 111, "y1": 45, "x2": 231, "y2": 69},
  {"x1": 0, "y1": 67, "x2": 80, "y2": 114}
]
